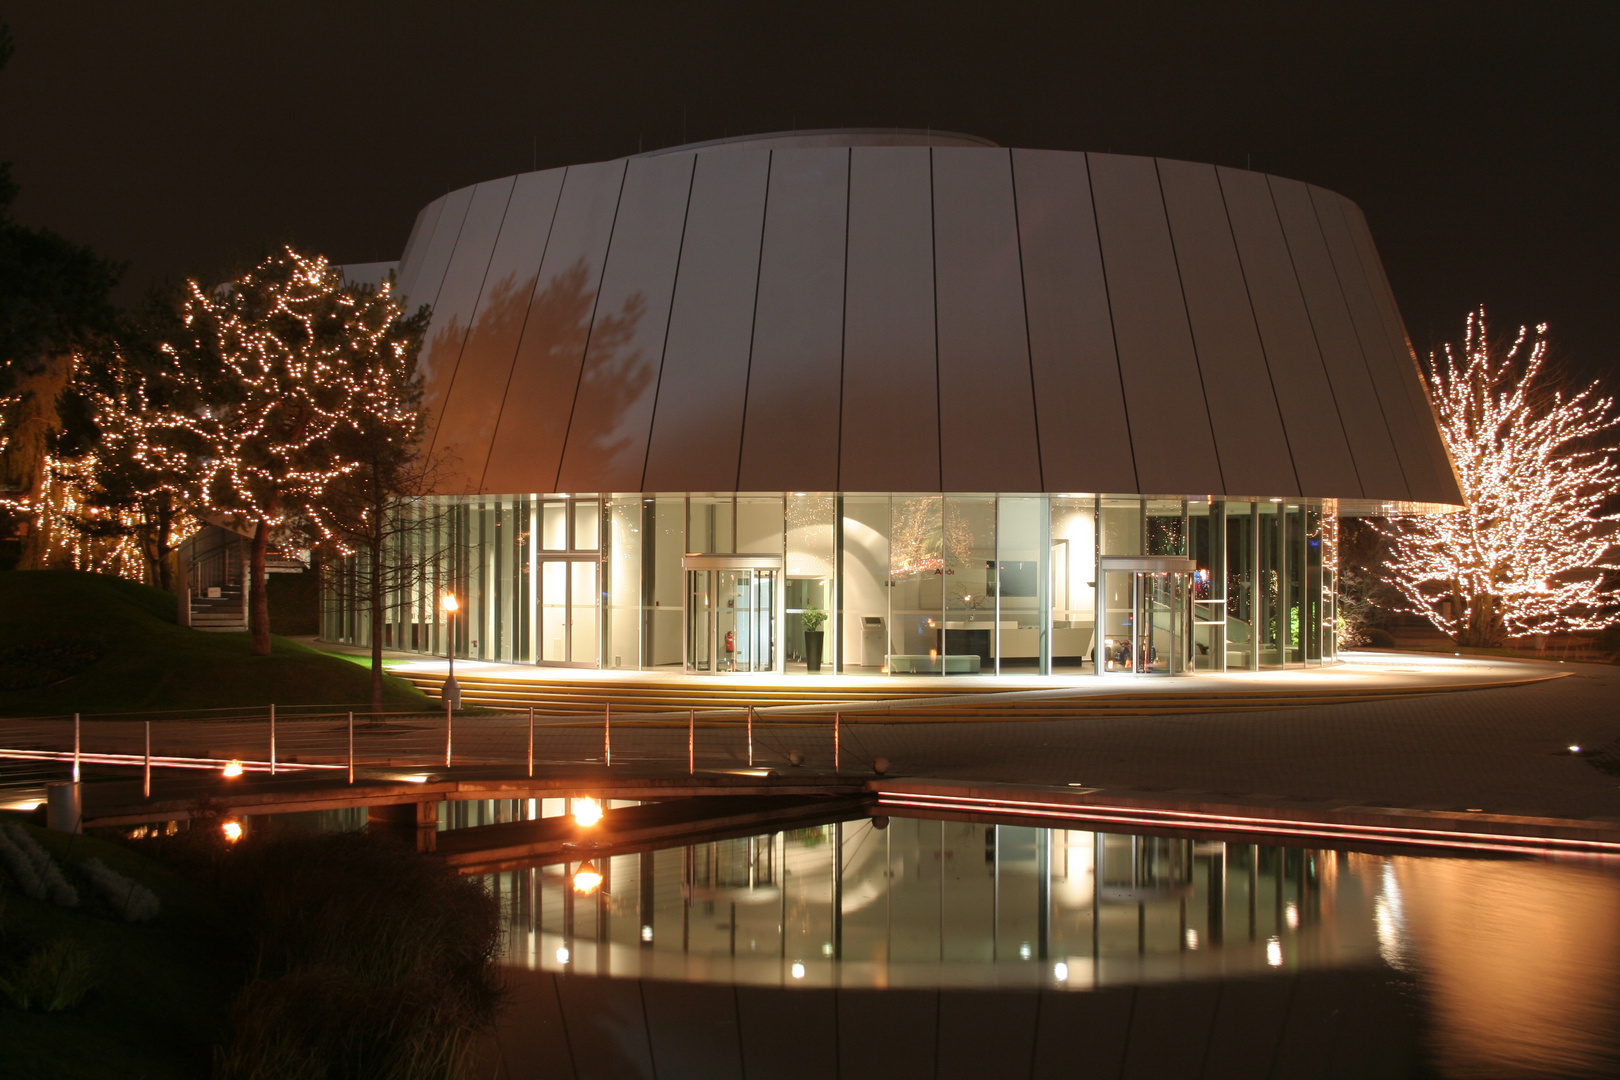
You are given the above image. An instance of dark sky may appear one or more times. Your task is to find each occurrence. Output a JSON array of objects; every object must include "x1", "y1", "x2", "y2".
[{"x1": 3, "y1": 2, "x2": 1615, "y2": 375}]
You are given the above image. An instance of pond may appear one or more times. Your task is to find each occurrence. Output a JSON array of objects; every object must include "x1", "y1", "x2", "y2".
[{"x1": 475, "y1": 812, "x2": 1620, "y2": 1079}]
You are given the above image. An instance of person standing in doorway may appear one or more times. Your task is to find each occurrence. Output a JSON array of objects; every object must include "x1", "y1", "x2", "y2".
[{"x1": 724, "y1": 628, "x2": 736, "y2": 671}]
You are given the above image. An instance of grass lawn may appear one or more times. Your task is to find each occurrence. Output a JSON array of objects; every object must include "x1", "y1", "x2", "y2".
[
  {"x1": 0, "y1": 820, "x2": 247, "y2": 1078},
  {"x1": 0, "y1": 570, "x2": 433, "y2": 716}
]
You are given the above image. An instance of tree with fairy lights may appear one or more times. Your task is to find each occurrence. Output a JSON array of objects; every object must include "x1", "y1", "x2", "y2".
[
  {"x1": 1384, "y1": 308, "x2": 1620, "y2": 646},
  {"x1": 160, "y1": 248, "x2": 429, "y2": 655},
  {"x1": 302, "y1": 281, "x2": 436, "y2": 712}
]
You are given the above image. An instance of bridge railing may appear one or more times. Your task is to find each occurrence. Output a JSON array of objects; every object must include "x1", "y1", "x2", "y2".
[{"x1": 0, "y1": 701, "x2": 882, "y2": 785}]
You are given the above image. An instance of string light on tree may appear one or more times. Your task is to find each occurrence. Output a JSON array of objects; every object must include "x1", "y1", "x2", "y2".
[{"x1": 1383, "y1": 308, "x2": 1620, "y2": 646}]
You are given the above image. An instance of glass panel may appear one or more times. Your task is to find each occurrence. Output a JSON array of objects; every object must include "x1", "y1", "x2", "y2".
[
  {"x1": 573, "y1": 501, "x2": 600, "y2": 551},
  {"x1": 1191, "y1": 501, "x2": 1223, "y2": 672},
  {"x1": 787, "y1": 495, "x2": 835, "y2": 674},
  {"x1": 688, "y1": 497, "x2": 734, "y2": 554},
  {"x1": 540, "y1": 560, "x2": 567, "y2": 662},
  {"x1": 736, "y1": 496, "x2": 783, "y2": 554},
  {"x1": 1305, "y1": 505, "x2": 1324, "y2": 663},
  {"x1": 1050, "y1": 497, "x2": 1096, "y2": 674},
  {"x1": 943, "y1": 497, "x2": 995, "y2": 676},
  {"x1": 1258, "y1": 502, "x2": 1284, "y2": 668},
  {"x1": 841, "y1": 497, "x2": 890, "y2": 673},
  {"x1": 1100, "y1": 497, "x2": 1141, "y2": 556},
  {"x1": 687, "y1": 570, "x2": 712, "y2": 672},
  {"x1": 889, "y1": 497, "x2": 943, "y2": 674},
  {"x1": 1285, "y1": 505, "x2": 1305, "y2": 665},
  {"x1": 541, "y1": 503, "x2": 567, "y2": 551},
  {"x1": 570, "y1": 560, "x2": 598, "y2": 664},
  {"x1": 608, "y1": 499, "x2": 642, "y2": 671},
  {"x1": 1101, "y1": 570, "x2": 1134, "y2": 673},
  {"x1": 1145, "y1": 500, "x2": 1187, "y2": 556},
  {"x1": 997, "y1": 497, "x2": 1044, "y2": 674},
  {"x1": 650, "y1": 499, "x2": 685, "y2": 670},
  {"x1": 1225, "y1": 502, "x2": 1256, "y2": 671}
]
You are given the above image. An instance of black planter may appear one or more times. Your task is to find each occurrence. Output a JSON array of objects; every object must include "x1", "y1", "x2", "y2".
[{"x1": 803, "y1": 630, "x2": 824, "y2": 672}]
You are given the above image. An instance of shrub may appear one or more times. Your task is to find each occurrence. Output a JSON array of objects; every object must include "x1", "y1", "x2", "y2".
[
  {"x1": 202, "y1": 829, "x2": 501, "y2": 1080},
  {"x1": 0, "y1": 938, "x2": 97, "y2": 1011},
  {"x1": 1361, "y1": 627, "x2": 1397, "y2": 649}
]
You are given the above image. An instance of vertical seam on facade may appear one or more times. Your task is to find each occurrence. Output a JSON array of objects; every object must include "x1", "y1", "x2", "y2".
[
  {"x1": 1266, "y1": 175, "x2": 1365, "y2": 498},
  {"x1": 419, "y1": 188, "x2": 475, "y2": 449},
  {"x1": 478, "y1": 169, "x2": 568, "y2": 492},
  {"x1": 1310, "y1": 189, "x2": 1412, "y2": 500},
  {"x1": 734, "y1": 149, "x2": 773, "y2": 492},
  {"x1": 1007, "y1": 148, "x2": 1045, "y2": 492},
  {"x1": 1154, "y1": 158, "x2": 1228, "y2": 496},
  {"x1": 929, "y1": 147, "x2": 944, "y2": 490},
  {"x1": 837, "y1": 147, "x2": 851, "y2": 492},
  {"x1": 1086, "y1": 154, "x2": 1142, "y2": 492},
  {"x1": 639, "y1": 154, "x2": 700, "y2": 492},
  {"x1": 428, "y1": 178, "x2": 515, "y2": 469},
  {"x1": 554, "y1": 160, "x2": 631, "y2": 494},
  {"x1": 1215, "y1": 167, "x2": 1303, "y2": 496}
]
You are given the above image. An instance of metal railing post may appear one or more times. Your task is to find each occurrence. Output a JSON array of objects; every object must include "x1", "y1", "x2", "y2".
[
  {"x1": 834, "y1": 711, "x2": 840, "y2": 772},
  {"x1": 445, "y1": 701, "x2": 453, "y2": 769},
  {"x1": 143, "y1": 720, "x2": 151, "y2": 799},
  {"x1": 347, "y1": 711, "x2": 354, "y2": 784},
  {"x1": 527, "y1": 706, "x2": 534, "y2": 778},
  {"x1": 72, "y1": 713, "x2": 80, "y2": 783},
  {"x1": 269, "y1": 703, "x2": 276, "y2": 775},
  {"x1": 747, "y1": 705, "x2": 754, "y2": 767},
  {"x1": 604, "y1": 702, "x2": 611, "y2": 767},
  {"x1": 688, "y1": 709, "x2": 694, "y2": 776}
]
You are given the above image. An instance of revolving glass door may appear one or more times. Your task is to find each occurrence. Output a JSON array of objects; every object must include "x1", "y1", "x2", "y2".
[
  {"x1": 683, "y1": 557, "x2": 779, "y2": 673},
  {"x1": 1099, "y1": 558, "x2": 1194, "y2": 675}
]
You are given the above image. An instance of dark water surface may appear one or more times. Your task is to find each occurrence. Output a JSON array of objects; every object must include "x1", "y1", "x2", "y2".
[{"x1": 473, "y1": 813, "x2": 1620, "y2": 1079}]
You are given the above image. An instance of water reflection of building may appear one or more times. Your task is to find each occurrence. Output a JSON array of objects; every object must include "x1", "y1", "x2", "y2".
[
  {"x1": 324, "y1": 130, "x2": 1461, "y2": 679},
  {"x1": 479, "y1": 813, "x2": 1376, "y2": 986}
]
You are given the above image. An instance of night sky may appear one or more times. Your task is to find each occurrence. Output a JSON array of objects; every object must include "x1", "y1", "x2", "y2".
[{"x1": 3, "y1": 2, "x2": 1615, "y2": 377}]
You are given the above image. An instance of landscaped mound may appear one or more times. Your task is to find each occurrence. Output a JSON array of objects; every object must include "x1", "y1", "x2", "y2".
[{"x1": 0, "y1": 570, "x2": 430, "y2": 716}]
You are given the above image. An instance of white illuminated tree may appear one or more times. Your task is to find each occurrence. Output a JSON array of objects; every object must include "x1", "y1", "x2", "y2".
[
  {"x1": 1384, "y1": 308, "x2": 1620, "y2": 646},
  {"x1": 155, "y1": 248, "x2": 427, "y2": 655}
]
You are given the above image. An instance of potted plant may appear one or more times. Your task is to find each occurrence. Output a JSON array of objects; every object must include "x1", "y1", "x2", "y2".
[{"x1": 801, "y1": 608, "x2": 827, "y2": 672}]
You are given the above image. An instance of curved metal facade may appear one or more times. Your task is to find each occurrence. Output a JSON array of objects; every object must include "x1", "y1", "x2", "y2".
[{"x1": 397, "y1": 136, "x2": 1459, "y2": 507}]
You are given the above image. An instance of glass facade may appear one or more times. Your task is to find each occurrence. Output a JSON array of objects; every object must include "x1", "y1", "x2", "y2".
[{"x1": 322, "y1": 493, "x2": 1339, "y2": 676}]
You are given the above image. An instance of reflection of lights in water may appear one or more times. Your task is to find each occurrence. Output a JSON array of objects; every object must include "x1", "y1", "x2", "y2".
[
  {"x1": 572, "y1": 863, "x2": 603, "y2": 894},
  {"x1": 791, "y1": 962, "x2": 805, "y2": 979},
  {"x1": 1266, "y1": 937, "x2": 1283, "y2": 966},
  {"x1": 1184, "y1": 928, "x2": 1199, "y2": 950},
  {"x1": 1286, "y1": 902, "x2": 1300, "y2": 930},
  {"x1": 1375, "y1": 861, "x2": 1413, "y2": 971},
  {"x1": 1053, "y1": 962, "x2": 1069, "y2": 981},
  {"x1": 1019, "y1": 942, "x2": 1032, "y2": 960},
  {"x1": 555, "y1": 946, "x2": 570, "y2": 964}
]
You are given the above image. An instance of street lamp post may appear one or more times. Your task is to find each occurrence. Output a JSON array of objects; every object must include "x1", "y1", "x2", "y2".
[{"x1": 441, "y1": 593, "x2": 462, "y2": 710}]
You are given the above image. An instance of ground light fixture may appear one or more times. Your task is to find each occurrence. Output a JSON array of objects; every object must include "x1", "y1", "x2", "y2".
[
  {"x1": 222, "y1": 760, "x2": 244, "y2": 778},
  {"x1": 222, "y1": 820, "x2": 243, "y2": 842},
  {"x1": 573, "y1": 797, "x2": 603, "y2": 827},
  {"x1": 572, "y1": 862, "x2": 603, "y2": 894},
  {"x1": 555, "y1": 946, "x2": 570, "y2": 964},
  {"x1": 790, "y1": 962, "x2": 805, "y2": 979}
]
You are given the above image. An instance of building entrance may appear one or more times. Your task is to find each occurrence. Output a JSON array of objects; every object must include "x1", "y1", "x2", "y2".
[
  {"x1": 1099, "y1": 557, "x2": 1195, "y2": 675},
  {"x1": 682, "y1": 555, "x2": 781, "y2": 673},
  {"x1": 538, "y1": 558, "x2": 598, "y2": 666}
]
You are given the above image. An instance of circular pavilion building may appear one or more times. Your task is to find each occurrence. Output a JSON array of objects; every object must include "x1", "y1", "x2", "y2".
[{"x1": 325, "y1": 130, "x2": 1460, "y2": 677}]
